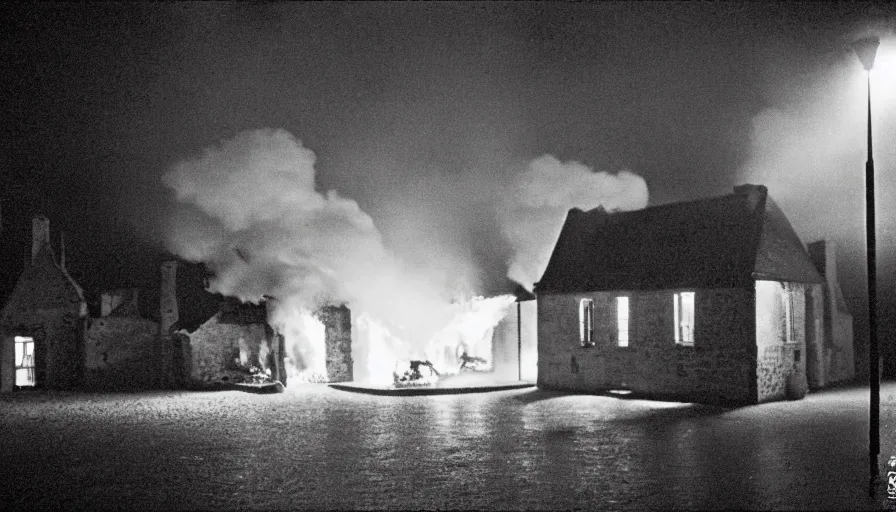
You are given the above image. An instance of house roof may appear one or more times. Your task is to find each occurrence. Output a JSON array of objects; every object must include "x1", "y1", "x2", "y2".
[{"x1": 535, "y1": 185, "x2": 822, "y2": 294}]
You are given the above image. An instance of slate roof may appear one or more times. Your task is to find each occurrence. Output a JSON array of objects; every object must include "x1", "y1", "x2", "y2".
[{"x1": 535, "y1": 185, "x2": 822, "y2": 294}]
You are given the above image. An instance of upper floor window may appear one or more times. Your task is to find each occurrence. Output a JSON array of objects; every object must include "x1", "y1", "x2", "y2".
[
  {"x1": 673, "y1": 292, "x2": 695, "y2": 346},
  {"x1": 616, "y1": 297, "x2": 629, "y2": 347},
  {"x1": 579, "y1": 298, "x2": 595, "y2": 347}
]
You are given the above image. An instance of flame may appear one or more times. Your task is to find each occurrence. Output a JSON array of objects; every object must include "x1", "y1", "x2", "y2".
[
  {"x1": 278, "y1": 306, "x2": 329, "y2": 383},
  {"x1": 280, "y1": 294, "x2": 517, "y2": 387}
]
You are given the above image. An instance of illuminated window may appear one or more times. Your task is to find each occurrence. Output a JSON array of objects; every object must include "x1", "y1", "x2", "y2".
[
  {"x1": 673, "y1": 292, "x2": 695, "y2": 346},
  {"x1": 579, "y1": 299, "x2": 594, "y2": 347},
  {"x1": 616, "y1": 297, "x2": 629, "y2": 347},
  {"x1": 781, "y1": 283, "x2": 795, "y2": 342},
  {"x1": 14, "y1": 336, "x2": 35, "y2": 387}
]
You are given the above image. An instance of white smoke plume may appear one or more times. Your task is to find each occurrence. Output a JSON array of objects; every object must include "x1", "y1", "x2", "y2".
[
  {"x1": 498, "y1": 155, "x2": 650, "y2": 291},
  {"x1": 737, "y1": 34, "x2": 896, "y2": 275},
  {"x1": 163, "y1": 128, "x2": 512, "y2": 382}
]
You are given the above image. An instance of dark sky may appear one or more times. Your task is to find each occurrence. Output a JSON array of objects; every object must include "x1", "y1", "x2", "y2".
[{"x1": 2, "y1": 2, "x2": 896, "y2": 358}]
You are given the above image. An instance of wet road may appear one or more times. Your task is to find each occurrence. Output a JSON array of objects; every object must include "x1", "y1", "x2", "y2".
[{"x1": 2, "y1": 382, "x2": 894, "y2": 510}]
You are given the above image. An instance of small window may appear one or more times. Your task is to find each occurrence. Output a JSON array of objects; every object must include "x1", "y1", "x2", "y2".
[
  {"x1": 14, "y1": 336, "x2": 36, "y2": 387},
  {"x1": 616, "y1": 297, "x2": 629, "y2": 347},
  {"x1": 674, "y1": 292, "x2": 695, "y2": 346},
  {"x1": 781, "y1": 284, "x2": 795, "y2": 342},
  {"x1": 579, "y1": 299, "x2": 595, "y2": 347}
]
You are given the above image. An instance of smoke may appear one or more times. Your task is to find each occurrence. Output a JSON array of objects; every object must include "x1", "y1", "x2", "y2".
[
  {"x1": 163, "y1": 128, "x2": 512, "y2": 382},
  {"x1": 497, "y1": 155, "x2": 650, "y2": 291},
  {"x1": 738, "y1": 35, "x2": 896, "y2": 251}
]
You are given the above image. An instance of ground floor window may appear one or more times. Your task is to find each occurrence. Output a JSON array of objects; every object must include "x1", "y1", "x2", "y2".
[
  {"x1": 674, "y1": 292, "x2": 695, "y2": 346},
  {"x1": 616, "y1": 297, "x2": 629, "y2": 347},
  {"x1": 579, "y1": 298, "x2": 594, "y2": 347},
  {"x1": 15, "y1": 336, "x2": 35, "y2": 386}
]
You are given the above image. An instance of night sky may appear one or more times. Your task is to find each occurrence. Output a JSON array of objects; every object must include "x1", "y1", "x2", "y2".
[{"x1": 3, "y1": 2, "x2": 896, "y2": 370}]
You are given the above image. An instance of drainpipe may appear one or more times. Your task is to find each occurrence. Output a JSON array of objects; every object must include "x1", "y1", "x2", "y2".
[{"x1": 517, "y1": 301, "x2": 522, "y2": 381}]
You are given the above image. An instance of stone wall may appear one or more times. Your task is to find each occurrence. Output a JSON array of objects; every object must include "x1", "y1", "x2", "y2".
[
  {"x1": 185, "y1": 312, "x2": 280, "y2": 385},
  {"x1": 101, "y1": 289, "x2": 140, "y2": 318},
  {"x1": 83, "y1": 316, "x2": 163, "y2": 389},
  {"x1": 754, "y1": 280, "x2": 810, "y2": 402},
  {"x1": 320, "y1": 305, "x2": 352, "y2": 383},
  {"x1": 537, "y1": 287, "x2": 756, "y2": 405}
]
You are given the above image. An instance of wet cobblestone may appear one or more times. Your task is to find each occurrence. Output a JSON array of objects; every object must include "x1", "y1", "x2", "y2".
[{"x1": 1, "y1": 382, "x2": 892, "y2": 510}]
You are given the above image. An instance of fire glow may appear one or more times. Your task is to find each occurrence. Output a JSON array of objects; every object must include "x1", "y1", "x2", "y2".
[
  {"x1": 281, "y1": 294, "x2": 515, "y2": 387},
  {"x1": 163, "y1": 129, "x2": 648, "y2": 388}
]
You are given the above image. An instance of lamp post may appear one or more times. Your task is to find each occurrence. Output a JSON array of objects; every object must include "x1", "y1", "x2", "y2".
[{"x1": 852, "y1": 35, "x2": 880, "y2": 498}]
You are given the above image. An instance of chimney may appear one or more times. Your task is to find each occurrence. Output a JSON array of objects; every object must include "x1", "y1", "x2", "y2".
[
  {"x1": 734, "y1": 184, "x2": 767, "y2": 211},
  {"x1": 31, "y1": 215, "x2": 53, "y2": 265},
  {"x1": 808, "y1": 239, "x2": 837, "y2": 283},
  {"x1": 160, "y1": 261, "x2": 179, "y2": 333}
]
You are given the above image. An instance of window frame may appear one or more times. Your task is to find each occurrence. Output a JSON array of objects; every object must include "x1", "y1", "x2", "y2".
[
  {"x1": 673, "y1": 291, "x2": 695, "y2": 346},
  {"x1": 616, "y1": 296, "x2": 630, "y2": 347},
  {"x1": 782, "y1": 283, "x2": 796, "y2": 343},
  {"x1": 14, "y1": 336, "x2": 36, "y2": 387},
  {"x1": 579, "y1": 298, "x2": 595, "y2": 348}
]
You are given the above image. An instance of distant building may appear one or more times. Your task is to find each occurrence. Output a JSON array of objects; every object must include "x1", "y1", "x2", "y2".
[
  {"x1": 0, "y1": 216, "x2": 87, "y2": 391},
  {"x1": 534, "y1": 185, "x2": 854, "y2": 405},
  {"x1": 0, "y1": 216, "x2": 351, "y2": 393}
]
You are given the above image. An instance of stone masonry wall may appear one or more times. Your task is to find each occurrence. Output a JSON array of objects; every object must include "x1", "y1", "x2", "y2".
[
  {"x1": 755, "y1": 280, "x2": 809, "y2": 403},
  {"x1": 84, "y1": 317, "x2": 161, "y2": 389},
  {"x1": 320, "y1": 305, "x2": 352, "y2": 383},
  {"x1": 186, "y1": 313, "x2": 277, "y2": 385},
  {"x1": 537, "y1": 287, "x2": 756, "y2": 405}
]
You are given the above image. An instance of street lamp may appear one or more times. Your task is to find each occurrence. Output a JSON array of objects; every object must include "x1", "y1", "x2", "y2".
[{"x1": 852, "y1": 35, "x2": 880, "y2": 498}]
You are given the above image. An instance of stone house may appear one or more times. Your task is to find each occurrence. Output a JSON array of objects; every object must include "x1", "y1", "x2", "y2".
[
  {"x1": 534, "y1": 185, "x2": 854, "y2": 405},
  {"x1": 1, "y1": 216, "x2": 87, "y2": 392},
  {"x1": 1, "y1": 217, "x2": 351, "y2": 392}
]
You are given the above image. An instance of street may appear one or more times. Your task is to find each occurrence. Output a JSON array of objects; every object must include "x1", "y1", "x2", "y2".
[{"x1": 2, "y1": 382, "x2": 894, "y2": 510}]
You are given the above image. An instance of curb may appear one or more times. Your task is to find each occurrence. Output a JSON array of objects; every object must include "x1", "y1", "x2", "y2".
[{"x1": 329, "y1": 382, "x2": 536, "y2": 396}]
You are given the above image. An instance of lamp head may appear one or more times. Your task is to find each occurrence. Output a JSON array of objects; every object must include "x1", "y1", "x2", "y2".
[{"x1": 853, "y1": 36, "x2": 880, "y2": 71}]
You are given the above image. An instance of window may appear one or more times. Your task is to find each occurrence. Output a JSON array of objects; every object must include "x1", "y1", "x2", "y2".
[
  {"x1": 579, "y1": 299, "x2": 594, "y2": 347},
  {"x1": 673, "y1": 292, "x2": 695, "y2": 345},
  {"x1": 14, "y1": 336, "x2": 35, "y2": 387},
  {"x1": 616, "y1": 297, "x2": 629, "y2": 347},
  {"x1": 781, "y1": 284, "x2": 795, "y2": 342}
]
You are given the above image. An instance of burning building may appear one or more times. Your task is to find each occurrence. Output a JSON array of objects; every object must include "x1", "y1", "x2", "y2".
[
  {"x1": 0, "y1": 215, "x2": 355, "y2": 393},
  {"x1": 534, "y1": 184, "x2": 855, "y2": 405}
]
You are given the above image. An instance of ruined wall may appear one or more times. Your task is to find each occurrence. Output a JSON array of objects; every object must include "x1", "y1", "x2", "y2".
[
  {"x1": 186, "y1": 312, "x2": 279, "y2": 385},
  {"x1": 101, "y1": 289, "x2": 140, "y2": 318},
  {"x1": 537, "y1": 287, "x2": 756, "y2": 405},
  {"x1": 83, "y1": 317, "x2": 162, "y2": 389},
  {"x1": 754, "y1": 280, "x2": 810, "y2": 403},
  {"x1": 320, "y1": 305, "x2": 352, "y2": 383}
]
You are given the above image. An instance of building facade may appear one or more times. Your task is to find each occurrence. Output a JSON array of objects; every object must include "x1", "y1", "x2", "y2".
[{"x1": 535, "y1": 185, "x2": 853, "y2": 405}]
